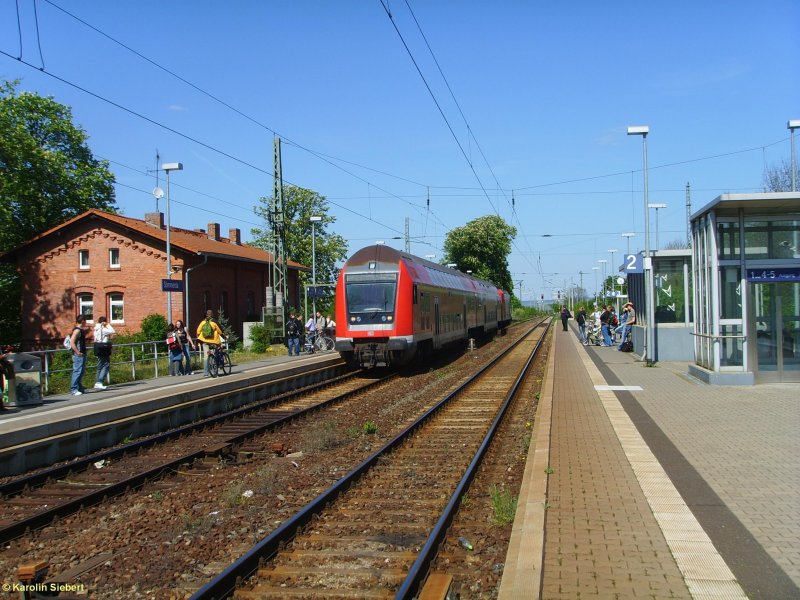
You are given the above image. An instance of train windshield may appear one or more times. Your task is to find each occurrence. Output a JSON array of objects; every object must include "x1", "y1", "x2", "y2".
[{"x1": 345, "y1": 274, "x2": 397, "y2": 314}]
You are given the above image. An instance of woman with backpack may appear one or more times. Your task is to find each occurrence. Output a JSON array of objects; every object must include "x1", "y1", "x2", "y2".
[
  {"x1": 93, "y1": 316, "x2": 115, "y2": 389},
  {"x1": 196, "y1": 310, "x2": 226, "y2": 377},
  {"x1": 166, "y1": 323, "x2": 184, "y2": 376}
]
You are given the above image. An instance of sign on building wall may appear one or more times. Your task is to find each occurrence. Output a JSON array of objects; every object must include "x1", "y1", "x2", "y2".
[
  {"x1": 746, "y1": 267, "x2": 800, "y2": 282},
  {"x1": 162, "y1": 279, "x2": 184, "y2": 292}
]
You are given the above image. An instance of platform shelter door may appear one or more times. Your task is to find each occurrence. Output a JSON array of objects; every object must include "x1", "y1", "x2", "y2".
[{"x1": 751, "y1": 281, "x2": 800, "y2": 382}]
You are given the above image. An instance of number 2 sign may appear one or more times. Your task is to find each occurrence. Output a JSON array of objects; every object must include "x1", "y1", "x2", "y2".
[{"x1": 624, "y1": 254, "x2": 643, "y2": 274}]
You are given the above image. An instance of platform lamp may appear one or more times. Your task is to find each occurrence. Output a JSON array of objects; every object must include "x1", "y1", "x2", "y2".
[
  {"x1": 789, "y1": 120, "x2": 800, "y2": 192},
  {"x1": 621, "y1": 232, "x2": 635, "y2": 255},
  {"x1": 592, "y1": 266, "x2": 600, "y2": 306},
  {"x1": 597, "y1": 259, "x2": 607, "y2": 303},
  {"x1": 310, "y1": 216, "x2": 323, "y2": 320},
  {"x1": 628, "y1": 124, "x2": 654, "y2": 365},
  {"x1": 162, "y1": 162, "x2": 183, "y2": 324},
  {"x1": 648, "y1": 203, "x2": 667, "y2": 250},
  {"x1": 608, "y1": 249, "x2": 618, "y2": 310}
]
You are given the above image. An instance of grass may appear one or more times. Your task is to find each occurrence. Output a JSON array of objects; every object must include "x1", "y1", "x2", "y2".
[
  {"x1": 302, "y1": 420, "x2": 338, "y2": 452},
  {"x1": 489, "y1": 484, "x2": 518, "y2": 525}
]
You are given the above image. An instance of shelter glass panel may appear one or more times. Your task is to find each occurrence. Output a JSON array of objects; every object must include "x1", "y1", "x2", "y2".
[
  {"x1": 719, "y1": 267, "x2": 742, "y2": 319},
  {"x1": 719, "y1": 324, "x2": 744, "y2": 367},
  {"x1": 717, "y1": 221, "x2": 740, "y2": 260},
  {"x1": 654, "y1": 259, "x2": 687, "y2": 323}
]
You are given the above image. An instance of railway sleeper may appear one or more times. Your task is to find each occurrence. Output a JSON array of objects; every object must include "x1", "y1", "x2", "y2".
[{"x1": 256, "y1": 564, "x2": 408, "y2": 585}]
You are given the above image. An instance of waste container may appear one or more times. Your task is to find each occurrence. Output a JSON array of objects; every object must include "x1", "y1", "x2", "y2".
[{"x1": 2, "y1": 352, "x2": 43, "y2": 407}]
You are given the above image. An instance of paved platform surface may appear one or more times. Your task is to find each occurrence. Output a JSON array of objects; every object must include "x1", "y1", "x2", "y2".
[
  {"x1": 502, "y1": 323, "x2": 799, "y2": 600},
  {"x1": 0, "y1": 351, "x2": 338, "y2": 445}
]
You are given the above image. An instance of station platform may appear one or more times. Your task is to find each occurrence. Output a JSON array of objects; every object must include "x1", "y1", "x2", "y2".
[
  {"x1": 0, "y1": 352, "x2": 344, "y2": 475},
  {"x1": 500, "y1": 323, "x2": 800, "y2": 600}
]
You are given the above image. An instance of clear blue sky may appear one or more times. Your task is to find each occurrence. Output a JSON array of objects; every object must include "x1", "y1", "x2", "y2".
[{"x1": 2, "y1": 1, "x2": 798, "y2": 302}]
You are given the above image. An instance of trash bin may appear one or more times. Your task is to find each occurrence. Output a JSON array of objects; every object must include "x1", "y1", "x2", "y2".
[{"x1": 2, "y1": 352, "x2": 43, "y2": 407}]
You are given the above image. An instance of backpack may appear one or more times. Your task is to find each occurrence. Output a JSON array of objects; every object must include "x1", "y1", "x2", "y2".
[
  {"x1": 287, "y1": 320, "x2": 298, "y2": 336},
  {"x1": 166, "y1": 333, "x2": 179, "y2": 350},
  {"x1": 201, "y1": 319, "x2": 214, "y2": 338},
  {"x1": 63, "y1": 334, "x2": 72, "y2": 349}
]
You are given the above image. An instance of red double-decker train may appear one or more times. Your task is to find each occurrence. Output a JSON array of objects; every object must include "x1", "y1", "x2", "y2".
[{"x1": 334, "y1": 245, "x2": 511, "y2": 367}]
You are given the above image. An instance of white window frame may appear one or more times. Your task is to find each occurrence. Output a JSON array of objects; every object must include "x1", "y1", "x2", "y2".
[
  {"x1": 109, "y1": 293, "x2": 124, "y2": 323},
  {"x1": 79, "y1": 249, "x2": 90, "y2": 270},
  {"x1": 109, "y1": 248, "x2": 120, "y2": 268},
  {"x1": 78, "y1": 293, "x2": 94, "y2": 322}
]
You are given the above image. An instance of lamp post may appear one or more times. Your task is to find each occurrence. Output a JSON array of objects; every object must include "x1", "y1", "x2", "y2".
[
  {"x1": 789, "y1": 120, "x2": 800, "y2": 192},
  {"x1": 621, "y1": 232, "x2": 635, "y2": 255},
  {"x1": 592, "y1": 266, "x2": 600, "y2": 306},
  {"x1": 162, "y1": 162, "x2": 183, "y2": 324},
  {"x1": 648, "y1": 203, "x2": 667, "y2": 250},
  {"x1": 310, "y1": 216, "x2": 322, "y2": 320},
  {"x1": 608, "y1": 249, "x2": 618, "y2": 309},
  {"x1": 628, "y1": 124, "x2": 654, "y2": 364},
  {"x1": 597, "y1": 259, "x2": 607, "y2": 304}
]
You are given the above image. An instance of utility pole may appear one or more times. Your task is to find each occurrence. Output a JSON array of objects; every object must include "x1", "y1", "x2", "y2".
[
  {"x1": 404, "y1": 217, "x2": 411, "y2": 253},
  {"x1": 268, "y1": 137, "x2": 287, "y2": 337},
  {"x1": 578, "y1": 270, "x2": 588, "y2": 302}
]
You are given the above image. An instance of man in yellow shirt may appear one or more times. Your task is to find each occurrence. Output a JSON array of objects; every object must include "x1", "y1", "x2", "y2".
[{"x1": 196, "y1": 310, "x2": 227, "y2": 377}]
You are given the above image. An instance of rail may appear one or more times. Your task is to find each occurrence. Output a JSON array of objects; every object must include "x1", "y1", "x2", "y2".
[
  {"x1": 690, "y1": 332, "x2": 747, "y2": 341},
  {"x1": 23, "y1": 340, "x2": 213, "y2": 394}
]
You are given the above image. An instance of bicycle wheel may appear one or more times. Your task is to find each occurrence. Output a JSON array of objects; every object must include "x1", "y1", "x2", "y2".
[
  {"x1": 208, "y1": 354, "x2": 219, "y2": 378},
  {"x1": 318, "y1": 336, "x2": 334, "y2": 352},
  {"x1": 221, "y1": 352, "x2": 232, "y2": 375}
]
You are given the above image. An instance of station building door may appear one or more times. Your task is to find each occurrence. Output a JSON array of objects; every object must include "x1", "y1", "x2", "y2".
[{"x1": 750, "y1": 281, "x2": 800, "y2": 382}]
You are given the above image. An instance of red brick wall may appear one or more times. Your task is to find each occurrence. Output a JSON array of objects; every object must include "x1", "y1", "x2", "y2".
[{"x1": 14, "y1": 220, "x2": 302, "y2": 348}]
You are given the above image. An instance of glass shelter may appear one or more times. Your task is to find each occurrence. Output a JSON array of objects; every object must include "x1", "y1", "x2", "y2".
[{"x1": 690, "y1": 193, "x2": 800, "y2": 384}]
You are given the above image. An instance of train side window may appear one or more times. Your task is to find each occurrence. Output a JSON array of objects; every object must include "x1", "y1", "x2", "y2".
[{"x1": 413, "y1": 285, "x2": 418, "y2": 305}]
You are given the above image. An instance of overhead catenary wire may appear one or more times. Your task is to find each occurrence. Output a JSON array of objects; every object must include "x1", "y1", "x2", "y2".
[{"x1": 40, "y1": 0, "x2": 449, "y2": 232}]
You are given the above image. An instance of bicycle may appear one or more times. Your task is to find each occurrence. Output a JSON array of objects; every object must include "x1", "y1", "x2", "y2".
[
  {"x1": 303, "y1": 332, "x2": 335, "y2": 354},
  {"x1": 207, "y1": 343, "x2": 232, "y2": 377}
]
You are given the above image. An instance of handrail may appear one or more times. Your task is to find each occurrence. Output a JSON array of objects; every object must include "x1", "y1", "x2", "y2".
[
  {"x1": 690, "y1": 332, "x2": 747, "y2": 341},
  {"x1": 22, "y1": 340, "x2": 202, "y2": 394}
]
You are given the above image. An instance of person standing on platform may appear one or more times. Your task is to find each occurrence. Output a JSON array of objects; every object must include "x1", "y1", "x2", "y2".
[
  {"x1": 576, "y1": 307, "x2": 588, "y2": 344},
  {"x1": 285, "y1": 312, "x2": 302, "y2": 356},
  {"x1": 166, "y1": 323, "x2": 184, "y2": 376},
  {"x1": 560, "y1": 306, "x2": 571, "y2": 331},
  {"x1": 175, "y1": 319, "x2": 195, "y2": 375},
  {"x1": 599, "y1": 305, "x2": 615, "y2": 346},
  {"x1": 93, "y1": 316, "x2": 115, "y2": 389},
  {"x1": 69, "y1": 315, "x2": 89, "y2": 396},
  {"x1": 325, "y1": 315, "x2": 336, "y2": 337},
  {"x1": 618, "y1": 302, "x2": 636, "y2": 350},
  {"x1": 304, "y1": 313, "x2": 317, "y2": 352}
]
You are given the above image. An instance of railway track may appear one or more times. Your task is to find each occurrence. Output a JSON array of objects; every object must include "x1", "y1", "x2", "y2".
[
  {"x1": 193, "y1": 319, "x2": 551, "y2": 599},
  {"x1": 0, "y1": 370, "x2": 393, "y2": 544}
]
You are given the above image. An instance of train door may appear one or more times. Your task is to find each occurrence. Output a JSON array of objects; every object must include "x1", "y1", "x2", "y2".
[{"x1": 434, "y1": 296, "x2": 441, "y2": 348}]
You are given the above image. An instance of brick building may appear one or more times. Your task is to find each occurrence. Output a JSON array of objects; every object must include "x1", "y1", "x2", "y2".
[{"x1": 1, "y1": 209, "x2": 307, "y2": 348}]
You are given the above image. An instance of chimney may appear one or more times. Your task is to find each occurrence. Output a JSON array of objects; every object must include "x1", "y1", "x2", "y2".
[
  {"x1": 208, "y1": 223, "x2": 220, "y2": 241},
  {"x1": 145, "y1": 212, "x2": 164, "y2": 228},
  {"x1": 229, "y1": 228, "x2": 241, "y2": 245}
]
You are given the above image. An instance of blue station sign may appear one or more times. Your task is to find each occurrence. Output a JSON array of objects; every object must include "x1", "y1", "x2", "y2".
[
  {"x1": 161, "y1": 279, "x2": 184, "y2": 292},
  {"x1": 623, "y1": 253, "x2": 643, "y2": 274},
  {"x1": 746, "y1": 267, "x2": 800, "y2": 283}
]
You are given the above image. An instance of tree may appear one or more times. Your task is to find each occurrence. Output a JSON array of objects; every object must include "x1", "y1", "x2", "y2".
[
  {"x1": 251, "y1": 185, "x2": 348, "y2": 314},
  {"x1": 442, "y1": 215, "x2": 517, "y2": 293},
  {"x1": 762, "y1": 158, "x2": 798, "y2": 192},
  {"x1": 0, "y1": 80, "x2": 117, "y2": 343}
]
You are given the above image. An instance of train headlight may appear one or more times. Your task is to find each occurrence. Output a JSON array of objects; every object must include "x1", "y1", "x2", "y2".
[
  {"x1": 350, "y1": 316, "x2": 356, "y2": 323},
  {"x1": 356, "y1": 316, "x2": 362, "y2": 322},
  {"x1": 381, "y1": 316, "x2": 387, "y2": 322},
  {"x1": 387, "y1": 315, "x2": 393, "y2": 321}
]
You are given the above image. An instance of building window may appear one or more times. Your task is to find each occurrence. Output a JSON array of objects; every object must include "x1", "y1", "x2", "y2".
[
  {"x1": 109, "y1": 293, "x2": 124, "y2": 323},
  {"x1": 78, "y1": 293, "x2": 94, "y2": 321},
  {"x1": 109, "y1": 248, "x2": 120, "y2": 268},
  {"x1": 79, "y1": 249, "x2": 90, "y2": 269},
  {"x1": 220, "y1": 291, "x2": 228, "y2": 314},
  {"x1": 203, "y1": 291, "x2": 210, "y2": 313},
  {"x1": 246, "y1": 290, "x2": 255, "y2": 317}
]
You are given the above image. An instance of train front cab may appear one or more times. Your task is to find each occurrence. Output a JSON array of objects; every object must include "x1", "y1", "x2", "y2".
[{"x1": 335, "y1": 261, "x2": 416, "y2": 367}]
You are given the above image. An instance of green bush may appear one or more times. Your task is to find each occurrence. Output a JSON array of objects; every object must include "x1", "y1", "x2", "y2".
[
  {"x1": 141, "y1": 313, "x2": 168, "y2": 341},
  {"x1": 249, "y1": 323, "x2": 271, "y2": 353}
]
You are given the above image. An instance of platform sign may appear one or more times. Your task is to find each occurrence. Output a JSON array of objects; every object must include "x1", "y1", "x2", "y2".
[
  {"x1": 306, "y1": 286, "x2": 327, "y2": 298},
  {"x1": 746, "y1": 267, "x2": 800, "y2": 282},
  {"x1": 161, "y1": 279, "x2": 184, "y2": 292},
  {"x1": 623, "y1": 253, "x2": 643, "y2": 274}
]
